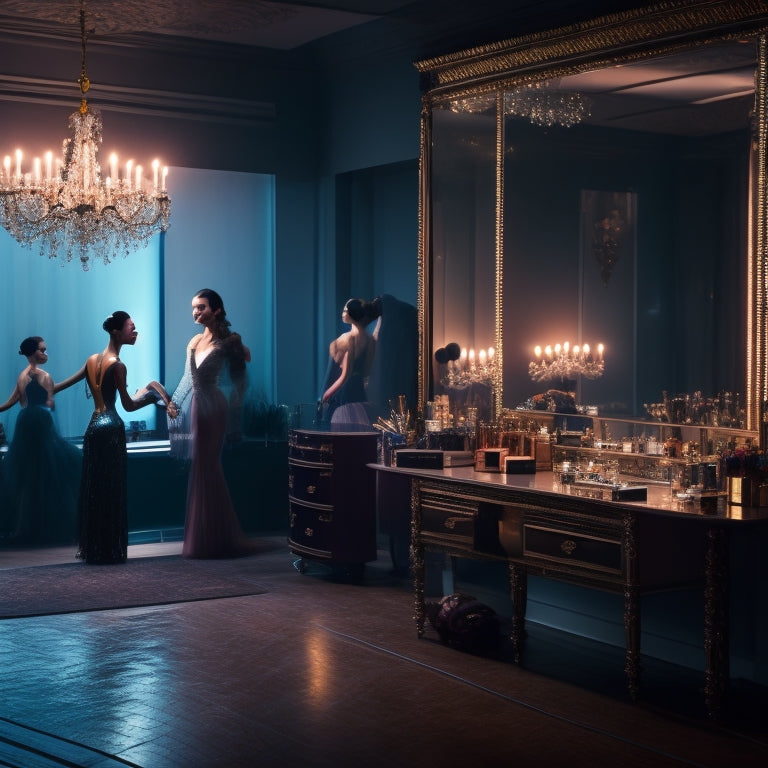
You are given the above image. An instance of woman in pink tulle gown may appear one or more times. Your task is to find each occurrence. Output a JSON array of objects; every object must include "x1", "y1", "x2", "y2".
[{"x1": 169, "y1": 289, "x2": 251, "y2": 558}]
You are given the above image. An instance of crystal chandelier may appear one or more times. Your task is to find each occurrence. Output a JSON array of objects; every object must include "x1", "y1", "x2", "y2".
[
  {"x1": 0, "y1": 0, "x2": 170, "y2": 270},
  {"x1": 528, "y1": 341, "x2": 605, "y2": 383},
  {"x1": 505, "y1": 82, "x2": 591, "y2": 128}
]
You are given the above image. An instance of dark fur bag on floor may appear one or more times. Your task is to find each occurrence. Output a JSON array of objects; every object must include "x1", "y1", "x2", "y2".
[{"x1": 426, "y1": 593, "x2": 501, "y2": 655}]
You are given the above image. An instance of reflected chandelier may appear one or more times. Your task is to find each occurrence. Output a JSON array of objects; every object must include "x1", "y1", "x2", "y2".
[
  {"x1": 505, "y1": 82, "x2": 590, "y2": 128},
  {"x1": 0, "y1": 0, "x2": 170, "y2": 270}
]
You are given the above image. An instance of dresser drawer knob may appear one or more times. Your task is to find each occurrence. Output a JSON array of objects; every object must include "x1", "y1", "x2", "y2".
[
  {"x1": 560, "y1": 539, "x2": 577, "y2": 555},
  {"x1": 304, "y1": 527, "x2": 314, "y2": 537},
  {"x1": 306, "y1": 484, "x2": 316, "y2": 495}
]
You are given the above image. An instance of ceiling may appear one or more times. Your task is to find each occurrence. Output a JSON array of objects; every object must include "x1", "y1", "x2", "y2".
[
  {"x1": 0, "y1": 0, "x2": 387, "y2": 50},
  {"x1": 0, "y1": 1, "x2": 652, "y2": 55}
]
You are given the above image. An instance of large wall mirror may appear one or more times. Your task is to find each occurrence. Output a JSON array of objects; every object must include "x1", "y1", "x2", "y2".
[{"x1": 417, "y1": 1, "x2": 768, "y2": 434}]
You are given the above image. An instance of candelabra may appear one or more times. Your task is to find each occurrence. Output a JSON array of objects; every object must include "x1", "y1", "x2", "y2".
[
  {"x1": 528, "y1": 342, "x2": 604, "y2": 383},
  {"x1": 439, "y1": 346, "x2": 496, "y2": 389}
]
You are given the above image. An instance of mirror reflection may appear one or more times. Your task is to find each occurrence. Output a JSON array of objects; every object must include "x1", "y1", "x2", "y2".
[{"x1": 429, "y1": 37, "x2": 755, "y2": 426}]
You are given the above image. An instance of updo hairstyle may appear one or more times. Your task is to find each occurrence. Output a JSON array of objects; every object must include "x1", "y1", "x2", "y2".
[
  {"x1": 19, "y1": 336, "x2": 44, "y2": 357},
  {"x1": 103, "y1": 311, "x2": 130, "y2": 334},
  {"x1": 344, "y1": 297, "x2": 383, "y2": 324}
]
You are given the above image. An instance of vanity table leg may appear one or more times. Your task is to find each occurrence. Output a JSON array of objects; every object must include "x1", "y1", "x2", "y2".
[
  {"x1": 508, "y1": 562, "x2": 527, "y2": 663},
  {"x1": 704, "y1": 526, "x2": 729, "y2": 721},
  {"x1": 623, "y1": 513, "x2": 641, "y2": 701},
  {"x1": 411, "y1": 479, "x2": 426, "y2": 637}
]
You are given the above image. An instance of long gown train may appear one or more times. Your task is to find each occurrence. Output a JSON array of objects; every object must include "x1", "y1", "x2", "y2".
[
  {"x1": 77, "y1": 366, "x2": 128, "y2": 564},
  {"x1": 1, "y1": 378, "x2": 81, "y2": 546},
  {"x1": 175, "y1": 343, "x2": 248, "y2": 559}
]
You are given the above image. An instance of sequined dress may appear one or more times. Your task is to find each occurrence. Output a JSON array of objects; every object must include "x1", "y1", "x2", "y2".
[
  {"x1": 174, "y1": 341, "x2": 247, "y2": 558},
  {"x1": 1, "y1": 377, "x2": 81, "y2": 545},
  {"x1": 77, "y1": 364, "x2": 128, "y2": 564}
]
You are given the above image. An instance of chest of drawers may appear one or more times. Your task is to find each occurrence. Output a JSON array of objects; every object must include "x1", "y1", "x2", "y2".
[{"x1": 288, "y1": 429, "x2": 378, "y2": 569}]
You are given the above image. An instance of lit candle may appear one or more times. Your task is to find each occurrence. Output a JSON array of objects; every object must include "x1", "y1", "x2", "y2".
[
  {"x1": 135, "y1": 164, "x2": 142, "y2": 190},
  {"x1": 479, "y1": 349, "x2": 487, "y2": 365},
  {"x1": 44, "y1": 151, "x2": 52, "y2": 182},
  {"x1": 469, "y1": 349, "x2": 475, "y2": 369},
  {"x1": 488, "y1": 347, "x2": 495, "y2": 360},
  {"x1": 573, "y1": 345, "x2": 580, "y2": 357},
  {"x1": 460, "y1": 347, "x2": 468, "y2": 369},
  {"x1": 15, "y1": 149, "x2": 22, "y2": 180},
  {"x1": 563, "y1": 341, "x2": 570, "y2": 355},
  {"x1": 152, "y1": 159, "x2": 159, "y2": 191},
  {"x1": 554, "y1": 343, "x2": 561, "y2": 356},
  {"x1": 110, "y1": 153, "x2": 118, "y2": 184},
  {"x1": 582, "y1": 343, "x2": 590, "y2": 357},
  {"x1": 545, "y1": 345, "x2": 553, "y2": 358},
  {"x1": 162, "y1": 166, "x2": 168, "y2": 191},
  {"x1": 534, "y1": 346, "x2": 541, "y2": 358},
  {"x1": 598, "y1": 343, "x2": 604, "y2": 359},
  {"x1": 125, "y1": 160, "x2": 133, "y2": 190}
]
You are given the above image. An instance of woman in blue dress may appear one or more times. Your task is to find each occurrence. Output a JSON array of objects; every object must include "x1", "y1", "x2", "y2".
[
  {"x1": 321, "y1": 297, "x2": 382, "y2": 429},
  {"x1": 0, "y1": 336, "x2": 82, "y2": 545},
  {"x1": 56, "y1": 312, "x2": 173, "y2": 564}
]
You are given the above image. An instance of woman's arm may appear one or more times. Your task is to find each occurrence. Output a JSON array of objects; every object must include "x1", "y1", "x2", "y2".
[
  {"x1": 53, "y1": 364, "x2": 86, "y2": 394},
  {"x1": 0, "y1": 384, "x2": 20, "y2": 413},
  {"x1": 111, "y1": 363, "x2": 157, "y2": 413},
  {"x1": 322, "y1": 349, "x2": 350, "y2": 403}
]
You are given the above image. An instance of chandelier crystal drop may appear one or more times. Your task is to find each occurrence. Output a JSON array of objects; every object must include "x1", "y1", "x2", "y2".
[{"x1": 0, "y1": 1, "x2": 170, "y2": 270}]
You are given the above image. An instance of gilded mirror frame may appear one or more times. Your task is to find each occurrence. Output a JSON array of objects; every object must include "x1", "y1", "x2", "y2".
[{"x1": 416, "y1": 0, "x2": 768, "y2": 432}]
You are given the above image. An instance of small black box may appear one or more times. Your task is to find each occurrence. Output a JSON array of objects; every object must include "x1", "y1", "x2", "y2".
[
  {"x1": 505, "y1": 456, "x2": 537, "y2": 474},
  {"x1": 395, "y1": 449, "x2": 444, "y2": 469},
  {"x1": 611, "y1": 485, "x2": 647, "y2": 501}
]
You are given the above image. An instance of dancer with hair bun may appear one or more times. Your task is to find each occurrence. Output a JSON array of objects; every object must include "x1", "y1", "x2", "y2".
[
  {"x1": 321, "y1": 296, "x2": 382, "y2": 429},
  {"x1": 56, "y1": 312, "x2": 172, "y2": 564}
]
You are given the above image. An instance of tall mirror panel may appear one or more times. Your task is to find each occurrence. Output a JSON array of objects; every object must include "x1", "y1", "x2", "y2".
[{"x1": 417, "y1": 1, "x2": 768, "y2": 435}]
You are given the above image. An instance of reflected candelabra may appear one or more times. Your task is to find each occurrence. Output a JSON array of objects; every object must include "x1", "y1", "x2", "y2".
[
  {"x1": 439, "y1": 345, "x2": 496, "y2": 389},
  {"x1": 528, "y1": 341, "x2": 604, "y2": 383}
]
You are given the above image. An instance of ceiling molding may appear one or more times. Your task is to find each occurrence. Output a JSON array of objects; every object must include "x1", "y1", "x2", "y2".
[{"x1": 0, "y1": 74, "x2": 275, "y2": 125}]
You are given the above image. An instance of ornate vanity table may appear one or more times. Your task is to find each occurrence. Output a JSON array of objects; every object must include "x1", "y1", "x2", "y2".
[{"x1": 372, "y1": 462, "x2": 768, "y2": 720}]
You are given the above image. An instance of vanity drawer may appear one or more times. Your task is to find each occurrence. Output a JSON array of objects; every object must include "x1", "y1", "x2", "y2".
[
  {"x1": 524, "y1": 523, "x2": 622, "y2": 574},
  {"x1": 289, "y1": 498, "x2": 334, "y2": 556},
  {"x1": 420, "y1": 491, "x2": 479, "y2": 550},
  {"x1": 288, "y1": 460, "x2": 333, "y2": 504}
]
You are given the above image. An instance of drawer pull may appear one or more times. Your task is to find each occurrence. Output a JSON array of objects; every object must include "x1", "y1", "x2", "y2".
[
  {"x1": 444, "y1": 516, "x2": 466, "y2": 530},
  {"x1": 304, "y1": 527, "x2": 314, "y2": 537},
  {"x1": 560, "y1": 539, "x2": 577, "y2": 555},
  {"x1": 306, "y1": 484, "x2": 316, "y2": 495}
]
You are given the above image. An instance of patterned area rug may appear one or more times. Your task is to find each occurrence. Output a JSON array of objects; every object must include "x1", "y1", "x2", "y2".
[{"x1": 0, "y1": 554, "x2": 269, "y2": 618}]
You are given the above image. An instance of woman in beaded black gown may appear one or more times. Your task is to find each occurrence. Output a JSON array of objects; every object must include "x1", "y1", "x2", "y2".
[
  {"x1": 0, "y1": 336, "x2": 81, "y2": 545},
  {"x1": 168, "y1": 289, "x2": 251, "y2": 559},
  {"x1": 56, "y1": 312, "x2": 173, "y2": 564}
]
